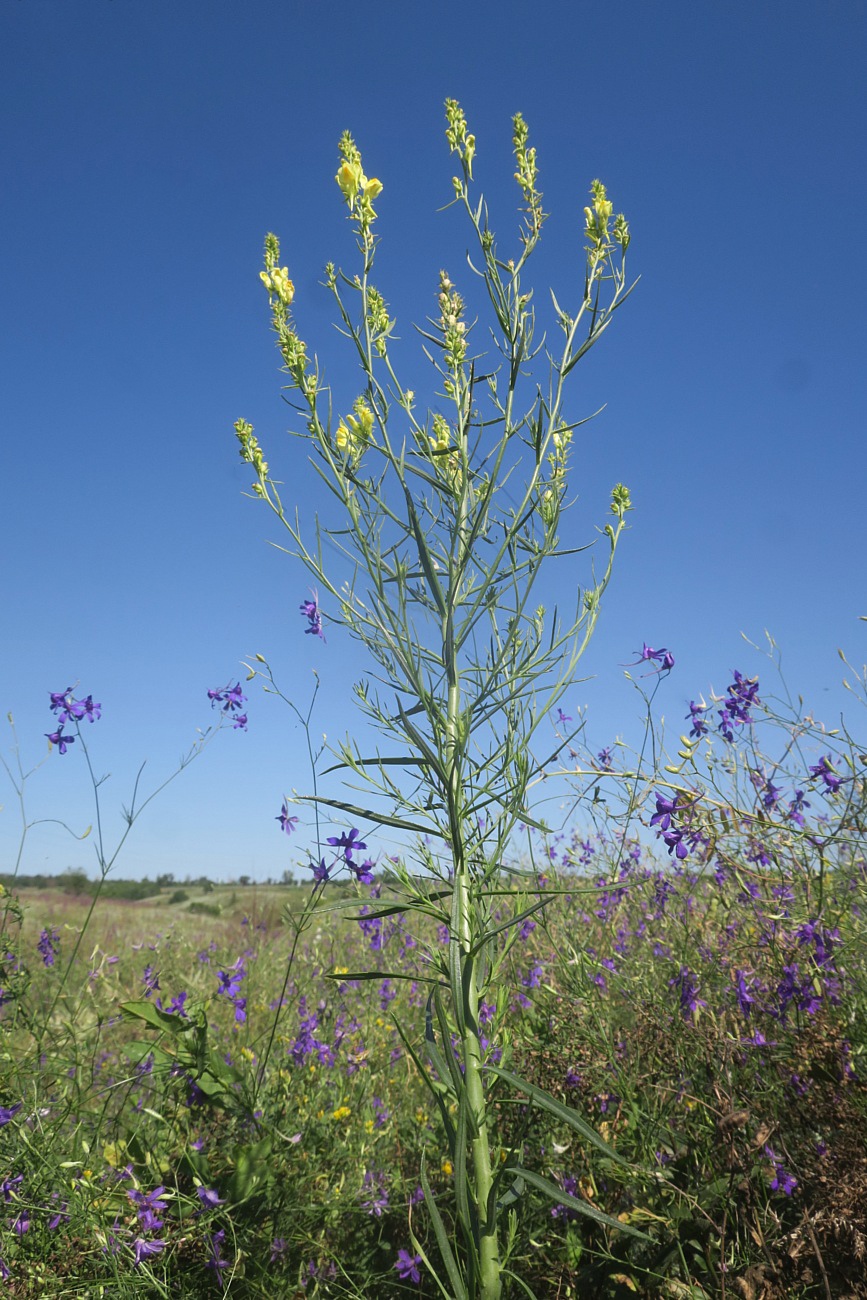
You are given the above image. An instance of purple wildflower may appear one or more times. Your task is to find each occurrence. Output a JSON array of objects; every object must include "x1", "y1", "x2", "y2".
[
  {"x1": 300, "y1": 591, "x2": 325, "y2": 641},
  {"x1": 394, "y1": 1249, "x2": 423, "y2": 1283},
  {"x1": 632, "y1": 643, "x2": 675, "y2": 674},
  {"x1": 765, "y1": 1147, "x2": 798, "y2": 1196},
  {"x1": 327, "y1": 827, "x2": 367, "y2": 863},
  {"x1": 208, "y1": 683, "x2": 248, "y2": 730},
  {"x1": 670, "y1": 966, "x2": 706, "y2": 1020},
  {"x1": 46, "y1": 727, "x2": 74, "y2": 754},
  {"x1": 133, "y1": 1237, "x2": 166, "y2": 1266},
  {"x1": 277, "y1": 801, "x2": 299, "y2": 835},
  {"x1": 685, "y1": 700, "x2": 708, "y2": 738},
  {"x1": 196, "y1": 1186, "x2": 225, "y2": 1210},
  {"x1": 206, "y1": 1228, "x2": 231, "y2": 1279},
  {"x1": 38, "y1": 927, "x2": 60, "y2": 968},
  {"x1": 309, "y1": 858, "x2": 330, "y2": 883},
  {"x1": 809, "y1": 755, "x2": 843, "y2": 794},
  {"x1": 788, "y1": 789, "x2": 810, "y2": 827}
]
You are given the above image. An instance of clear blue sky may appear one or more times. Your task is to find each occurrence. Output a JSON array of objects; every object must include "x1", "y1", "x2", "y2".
[{"x1": 3, "y1": 1, "x2": 865, "y2": 882}]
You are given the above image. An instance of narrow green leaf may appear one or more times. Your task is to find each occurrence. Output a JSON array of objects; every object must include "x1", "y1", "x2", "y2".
[
  {"x1": 467, "y1": 895, "x2": 554, "y2": 960},
  {"x1": 326, "y1": 968, "x2": 444, "y2": 986},
  {"x1": 483, "y1": 1065, "x2": 632, "y2": 1167},
  {"x1": 120, "y1": 1000, "x2": 192, "y2": 1035},
  {"x1": 517, "y1": 1167, "x2": 651, "y2": 1241},
  {"x1": 300, "y1": 794, "x2": 432, "y2": 835},
  {"x1": 420, "y1": 1152, "x2": 468, "y2": 1300}
]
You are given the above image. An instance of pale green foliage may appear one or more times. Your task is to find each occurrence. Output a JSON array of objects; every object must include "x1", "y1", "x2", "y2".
[{"x1": 237, "y1": 102, "x2": 637, "y2": 1299}]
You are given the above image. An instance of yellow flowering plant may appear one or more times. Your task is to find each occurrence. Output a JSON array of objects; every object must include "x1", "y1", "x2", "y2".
[{"x1": 235, "y1": 102, "x2": 641, "y2": 1300}]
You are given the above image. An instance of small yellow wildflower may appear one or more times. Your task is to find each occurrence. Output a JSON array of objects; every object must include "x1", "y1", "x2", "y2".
[
  {"x1": 441, "y1": 1158, "x2": 453, "y2": 1177},
  {"x1": 336, "y1": 160, "x2": 363, "y2": 203},
  {"x1": 331, "y1": 1106, "x2": 352, "y2": 1122},
  {"x1": 335, "y1": 423, "x2": 351, "y2": 453}
]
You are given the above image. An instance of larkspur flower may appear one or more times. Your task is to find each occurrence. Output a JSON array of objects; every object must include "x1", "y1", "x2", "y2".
[
  {"x1": 808, "y1": 754, "x2": 843, "y2": 793},
  {"x1": 133, "y1": 1237, "x2": 166, "y2": 1265},
  {"x1": 670, "y1": 966, "x2": 706, "y2": 1020},
  {"x1": 196, "y1": 1186, "x2": 225, "y2": 1209},
  {"x1": 208, "y1": 683, "x2": 248, "y2": 729},
  {"x1": 276, "y1": 800, "x2": 299, "y2": 835},
  {"x1": 632, "y1": 643, "x2": 675, "y2": 673},
  {"x1": 46, "y1": 727, "x2": 74, "y2": 754},
  {"x1": 351, "y1": 857, "x2": 376, "y2": 885},
  {"x1": 686, "y1": 700, "x2": 708, "y2": 738},
  {"x1": 206, "y1": 1228, "x2": 230, "y2": 1279},
  {"x1": 327, "y1": 827, "x2": 367, "y2": 863},
  {"x1": 37, "y1": 927, "x2": 60, "y2": 968},
  {"x1": 765, "y1": 1147, "x2": 798, "y2": 1196},
  {"x1": 300, "y1": 590, "x2": 325, "y2": 641},
  {"x1": 49, "y1": 687, "x2": 101, "y2": 724},
  {"x1": 395, "y1": 1249, "x2": 422, "y2": 1283},
  {"x1": 597, "y1": 746, "x2": 613, "y2": 770},
  {"x1": 310, "y1": 857, "x2": 330, "y2": 883},
  {"x1": 787, "y1": 789, "x2": 810, "y2": 827}
]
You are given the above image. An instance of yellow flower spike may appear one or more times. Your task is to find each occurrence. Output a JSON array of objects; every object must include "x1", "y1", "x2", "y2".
[{"x1": 270, "y1": 267, "x2": 295, "y2": 305}]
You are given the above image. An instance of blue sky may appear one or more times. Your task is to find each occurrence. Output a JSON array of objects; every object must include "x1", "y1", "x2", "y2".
[{"x1": 3, "y1": 1, "x2": 865, "y2": 882}]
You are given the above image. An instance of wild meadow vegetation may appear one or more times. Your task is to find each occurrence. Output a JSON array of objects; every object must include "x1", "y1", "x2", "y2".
[{"x1": 3, "y1": 103, "x2": 866, "y2": 1298}]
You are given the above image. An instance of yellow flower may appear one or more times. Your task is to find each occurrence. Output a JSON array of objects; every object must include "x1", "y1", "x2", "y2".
[
  {"x1": 331, "y1": 1106, "x2": 351, "y2": 1122},
  {"x1": 364, "y1": 176, "x2": 383, "y2": 200},
  {"x1": 335, "y1": 423, "x2": 351, "y2": 452},
  {"x1": 336, "y1": 160, "x2": 363, "y2": 204},
  {"x1": 441, "y1": 1158, "x2": 453, "y2": 1177}
]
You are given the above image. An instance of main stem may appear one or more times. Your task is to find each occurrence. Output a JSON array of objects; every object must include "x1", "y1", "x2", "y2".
[{"x1": 445, "y1": 483, "x2": 502, "y2": 1300}]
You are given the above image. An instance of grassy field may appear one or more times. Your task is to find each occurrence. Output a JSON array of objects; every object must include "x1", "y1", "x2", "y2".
[{"x1": 1, "y1": 845, "x2": 865, "y2": 1299}]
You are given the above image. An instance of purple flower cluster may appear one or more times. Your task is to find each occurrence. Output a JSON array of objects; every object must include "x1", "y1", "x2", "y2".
[
  {"x1": 46, "y1": 686, "x2": 101, "y2": 753},
  {"x1": 808, "y1": 755, "x2": 843, "y2": 794},
  {"x1": 633, "y1": 643, "x2": 675, "y2": 674},
  {"x1": 216, "y1": 959, "x2": 247, "y2": 1023},
  {"x1": 650, "y1": 793, "x2": 690, "y2": 861},
  {"x1": 764, "y1": 1147, "x2": 798, "y2": 1196},
  {"x1": 670, "y1": 966, "x2": 707, "y2": 1020},
  {"x1": 37, "y1": 927, "x2": 60, "y2": 968},
  {"x1": 207, "y1": 683, "x2": 248, "y2": 730},
  {"x1": 300, "y1": 590, "x2": 325, "y2": 641},
  {"x1": 127, "y1": 1184, "x2": 168, "y2": 1266},
  {"x1": 717, "y1": 671, "x2": 759, "y2": 741}
]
